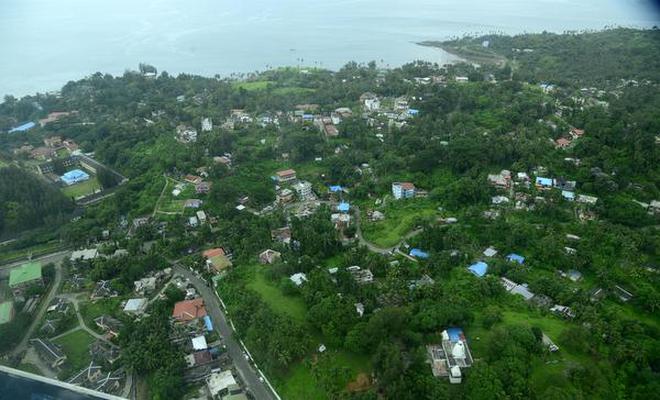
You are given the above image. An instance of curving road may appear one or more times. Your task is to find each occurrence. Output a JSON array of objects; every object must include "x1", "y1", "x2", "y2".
[{"x1": 170, "y1": 263, "x2": 277, "y2": 400}]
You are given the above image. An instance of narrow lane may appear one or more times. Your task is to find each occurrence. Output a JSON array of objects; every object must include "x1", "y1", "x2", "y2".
[{"x1": 171, "y1": 264, "x2": 277, "y2": 400}]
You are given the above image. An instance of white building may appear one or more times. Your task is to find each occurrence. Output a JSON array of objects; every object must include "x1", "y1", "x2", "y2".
[
  {"x1": 207, "y1": 370, "x2": 237, "y2": 398},
  {"x1": 201, "y1": 117, "x2": 213, "y2": 132},
  {"x1": 392, "y1": 182, "x2": 416, "y2": 199},
  {"x1": 290, "y1": 273, "x2": 307, "y2": 287},
  {"x1": 123, "y1": 298, "x2": 148, "y2": 315},
  {"x1": 364, "y1": 97, "x2": 381, "y2": 112},
  {"x1": 292, "y1": 180, "x2": 314, "y2": 201},
  {"x1": 196, "y1": 210, "x2": 207, "y2": 224}
]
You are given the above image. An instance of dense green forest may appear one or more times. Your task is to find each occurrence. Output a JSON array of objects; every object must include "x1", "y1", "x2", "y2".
[
  {"x1": 0, "y1": 28, "x2": 658, "y2": 399},
  {"x1": 0, "y1": 167, "x2": 73, "y2": 237}
]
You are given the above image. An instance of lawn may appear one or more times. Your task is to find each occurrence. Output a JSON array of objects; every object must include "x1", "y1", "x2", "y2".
[
  {"x1": 54, "y1": 329, "x2": 95, "y2": 375},
  {"x1": 155, "y1": 178, "x2": 196, "y2": 214},
  {"x1": 246, "y1": 265, "x2": 307, "y2": 322},
  {"x1": 272, "y1": 87, "x2": 315, "y2": 96},
  {"x1": 79, "y1": 298, "x2": 123, "y2": 334},
  {"x1": 61, "y1": 177, "x2": 101, "y2": 199},
  {"x1": 360, "y1": 198, "x2": 439, "y2": 247}
]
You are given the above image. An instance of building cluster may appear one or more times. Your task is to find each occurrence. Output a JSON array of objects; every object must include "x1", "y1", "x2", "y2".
[{"x1": 427, "y1": 328, "x2": 474, "y2": 384}]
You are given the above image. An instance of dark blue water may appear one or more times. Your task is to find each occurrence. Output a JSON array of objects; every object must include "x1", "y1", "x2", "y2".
[
  {"x1": 0, "y1": 0, "x2": 658, "y2": 97},
  {"x1": 0, "y1": 370, "x2": 108, "y2": 400}
]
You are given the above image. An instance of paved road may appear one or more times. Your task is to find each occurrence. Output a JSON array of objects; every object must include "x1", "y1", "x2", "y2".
[
  {"x1": 10, "y1": 261, "x2": 64, "y2": 358},
  {"x1": 171, "y1": 264, "x2": 276, "y2": 400}
]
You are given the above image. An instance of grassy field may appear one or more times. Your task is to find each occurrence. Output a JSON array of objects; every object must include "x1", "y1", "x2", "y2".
[
  {"x1": 246, "y1": 265, "x2": 307, "y2": 322},
  {"x1": 232, "y1": 80, "x2": 274, "y2": 91},
  {"x1": 79, "y1": 298, "x2": 123, "y2": 333},
  {"x1": 244, "y1": 264, "x2": 372, "y2": 399},
  {"x1": 360, "y1": 198, "x2": 438, "y2": 247},
  {"x1": 272, "y1": 87, "x2": 315, "y2": 96},
  {"x1": 0, "y1": 241, "x2": 66, "y2": 265},
  {"x1": 155, "y1": 178, "x2": 195, "y2": 215},
  {"x1": 61, "y1": 177, "x2": 101, "y2": 198},
  {"x1": 54, "y1": 329, "x2": 95, "y2": 375}
]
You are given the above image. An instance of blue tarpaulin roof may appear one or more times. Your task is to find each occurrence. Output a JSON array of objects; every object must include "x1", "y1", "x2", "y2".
[
  {"x1": 562, "y1": 190, "x2": 575, "y2": 200},
  {"x1": 9, "y1": 121, "x2": 36, "y2": 133},
  {"x1": 446, "y1": 327, "x2": 464, "y2": 342},
  {"x1": 410, "y1": 248, "x2": 429, "y2": 259},
  {"x1": 338, "y1": 202, "x2": 350, "y2": 212},
  {"x1": 468, "y1": 261, "x2": 488, "y2": 277},
  {"x1": 203, "y1": 315, "x2": 213, "y2": 331},
  {"x1": 61, "y1": 169, "x2": 90, "y2": 185},
  {"x1": 407, "y1": 109, "x2": 419, "y2": 116},
  {"x1": 329, "y1": 185, "x2": 343, "y2": 192},
  {"x1": 536, "y1": 177, "x2": 553, "y2": 186},
  {"x1": 507, "y1": 253, "x2": 525, "y2": 264}
]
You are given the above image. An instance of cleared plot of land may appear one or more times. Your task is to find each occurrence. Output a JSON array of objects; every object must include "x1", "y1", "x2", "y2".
[
  {"x1": 360, "y1": 198, "x2": 438, "y2": 247},
  {"x1": 247, "y1": 266, "x2": 307, "y2": 322},
  {"x1": 244, "y1": 265, "x2": 371, "y2": 400},
  {"x1": 232, "y1": 80, "x2": 274, "y2": 91},
  {"x1": 79, "y1": 298, "x2": 122, "y2": 333},
  {"x1": 154, "y1": 177, "x2": 195, "y2": 215},
  {"x1": 53, "y1": 329, "x2": 95, "y2": 375},
  {"x1": 61, "y1": 177, "x2": 101, "y2": 198}
]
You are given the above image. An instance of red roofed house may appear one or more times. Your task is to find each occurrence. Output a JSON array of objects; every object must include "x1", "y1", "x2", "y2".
[
  {"x1": 569, "y1": 128, "x2": 585, "y2": 140},
  {"x1": 203, "y1": 248, "x2": 232, "y2": 272},
  {"x1": 555, "y1": 138, "x2": 571, "y2": 149},
  {"x1": 276, "y1": 169, "x2": 297, "y2": 183},
  {"x1": 172, "y1": 298, "x2": 207, "y2": 322}
]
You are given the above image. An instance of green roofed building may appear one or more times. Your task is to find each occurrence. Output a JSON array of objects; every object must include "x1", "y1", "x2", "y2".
[
  {"x1": 0, "y1": 302, "x2": 14, "y2": 325},
  {"x1": 9, "y1": 262, "x2": 43, "y2": 297}
]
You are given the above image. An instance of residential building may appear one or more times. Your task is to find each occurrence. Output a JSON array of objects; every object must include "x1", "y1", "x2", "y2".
[
  {"x1": 176, "y1": 125, "x2": 198, "y2": 143},
  {"x1": 409, "y1": 248, "x2": 429, "y2": 259},
  {"x1": 172, "y1": 298, "x2": 207, "y2": 322},
  {"x1": 94, "y1": 315, "x2": 124, "y2": 339},
  {"x1": 290, "y1": 273, "x2": 307, "y2": 286},
  {"x1": 196, "y1": 182, "x2": 211, "y2": 194},
  {"x1": 483, "y1": 247, "x2": 498, "y2": 257},
  {"x1": 331, "y1": 213, "x2": 351, "y2": 229},
  {"x1": 292, "y1": 180, "x2": 314, "y2": 201},
  {"x1": 276, "y1": 169, "x2": 297, "y2": 183},
  {"x1": 487, "y1": 170, "x2": 512, "y2": 188},
  {"x1": 70, "y1": 248, "x2": 99, "y2": 262},
  {"x1": 31, "y1": 338, "x2": 67, "y2": 368},
  {"x1": 427, "y1": 328, "x2": 474, "y2": 384},
  {"x1": 207, "y1": 370, "x2": 238, "y2": 399},
  {"x1": 123, "y1": 298, "x2": 148, "y2": 315},
  {"x1": 91, "y1": 280, "x2": 118, "y2": 300},
  {"x1": 271, "y1": 227, "x2": 292, "y2": 244},
  {"x1": 134, "y1": 277, "x2": 157, "y2": 296},
  {"x1": 347, "y1": 266, "x2": 374, "y2": 284},
  {"x1": 259, "y1": 249, "x2": 281, "y2": 265},
  {"x1": 535, "y1": 177, "x2": 553, "y2": 190},
  {"x1": 192, "y1": 335, "x2": 208, "y2": 351},
  {"x1": 468, "y1": 262, "x2": 488, "y2": 277},
  {"x1": 201, "y1": 118, "x2": 213, "y2": 132},
  {"x1": 203, "y1": 248, "x2": 232, "y2": 272},
  {"x1": 555, "y1": 138, "x2": 571, "y2": 149},
  {"x1": 196, "y1": 210, "x2": 207, "y2": 224},
  {"x1": 276, "y1": 188, "x2": 295, "y2": 204},
  {"x1": 9, "y1": 262, "x2": 43, "y2": 297},
  {"x1": 392, "y1": 182, "x2": 416, "y2": 199},
  {"x1": 577, "y1": 194, "x2": 598, "y2": 205}
]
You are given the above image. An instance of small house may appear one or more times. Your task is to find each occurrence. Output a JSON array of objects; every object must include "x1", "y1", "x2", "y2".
[{"x1": 259, "y1": 249, "x2": 281, "y2": 265}]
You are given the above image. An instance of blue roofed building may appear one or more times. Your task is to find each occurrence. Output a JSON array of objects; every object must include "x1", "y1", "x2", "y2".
[
  {"x1": 407, "y1": 109, "x2": 419, "y2": 116},
  {"x1": 203, "y1": 315, "x2": 213, "y2": 331},
  {"x1": 9, "y1": 121, "x2": 36, "y2": 133},
  {"x1": 468, "y1": 262, "x2": 488, "y2": 277},
  {"x1": 535, "y1": 177, "x2": 553, "y2": 190},
  {"x1": 329, "y1": 185, "x2": 343, "y2": 193},
  {"x1": 506, "y1": 253, "x2": 525, "y2": 264},
  {"x1": 61, "y1": 169, "x2": 90, "y2": 186},
  {"x1": 410, "y1": 248, "x2": 429, "y2": 259},
  {"x1": 337, "y1": 202, "x2": 350, "y2": 213}
]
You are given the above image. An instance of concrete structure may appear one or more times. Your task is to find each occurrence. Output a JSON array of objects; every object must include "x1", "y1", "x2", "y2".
[
  {"x1": 427, "y1": 328, "x2": 474, "y2": 384},
  {"x1": 392, "y1": 182, "x2": 415, "y2": 199},
  {"x1": 259, "y1": 249, "x2": 281, "y2": 265},
  {"x1": 292, "y1": 180, "x2": 314, "y2": 201},
  {"x1": 275, "y1": 169, "x2": 297, "y2": 183},
  {"x1": 172, "y1": 298, "x2": 207, "y2": 322},
  {"x1": 290, "y1": 273, "x2": 307, "y2": 286},
  {"x1": 123, "y1": 298, "x2": 148, "y2": 315},
  {"x1": 207, "y1": 370, "x2": 237, "y2": 399}
]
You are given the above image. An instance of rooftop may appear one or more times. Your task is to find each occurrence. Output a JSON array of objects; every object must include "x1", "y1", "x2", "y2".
[
  {"x1": 0, "y1": 302, "x2": 14, "y2": 324},
  {"x1": 468, "y1": 262, "x2": 488, "y2": 277},
  {"x1": 172, "y1": 298, "x2": 207, "y2": 322}
]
